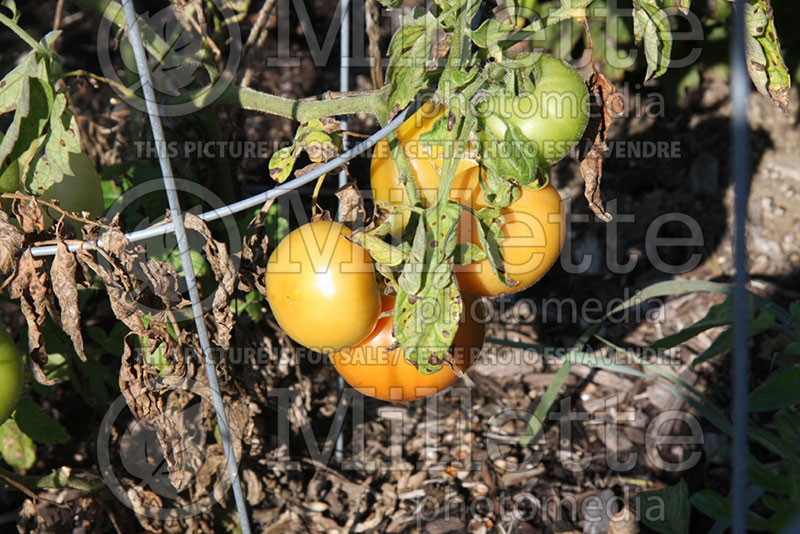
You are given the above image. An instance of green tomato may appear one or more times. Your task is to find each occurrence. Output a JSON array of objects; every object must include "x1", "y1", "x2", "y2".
[
  {"x1": 0, "y1": 158, "x2": 20, "y2": 194},
  {"x1": 480, "y1": 54, "x2": 590, "y2": 167},
  {"x1": 0, "y1": 325, "x2": 24, "y2": 426},
  {"x1": 0, "y1": 158, "x2": 20, "y2": 214},
  {"x1": 39, "y1": 151, "x2": 105, "y2": 230}
]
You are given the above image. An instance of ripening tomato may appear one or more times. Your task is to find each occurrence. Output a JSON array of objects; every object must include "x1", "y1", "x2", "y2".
[
  {"x1": 455, "y1": 170, "x2": 564, "y2": 296},
  {"x1": 478, "y1": 54, "x2": 589, "y2": 167},
  {"x1": 0, "y1": 325, "x2": 24, "y2": 425},
  {"x1": 370, "y1": 101, "x2": 482, "y2": 236},
  {"x1": 265, "y1": 221, "x2": 382, "y2": 353},
  {"x1": 331, "y1": 293, "x2": 486, "y2": 402}
]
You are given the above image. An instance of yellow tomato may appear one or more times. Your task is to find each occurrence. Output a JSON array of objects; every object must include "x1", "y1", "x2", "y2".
[
  {"x1": 331, "y1": 293, "x2": 486, "y2": 402},
  {"x1": 265, "y1": 221, "x2": 382, "y2": 353},
  {"x1": 455, "y1": 171, "x2": 564, "y2": 296},
  {"x1": 370, "y1": 102, "x2": 482, "y2": 236}
]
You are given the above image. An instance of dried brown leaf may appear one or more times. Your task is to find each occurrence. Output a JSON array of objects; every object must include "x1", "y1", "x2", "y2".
[
  {"x1": 295, "y1": 162, "x2": 326, "y2": 180},
  {"x1": 0, "y1": 210, "x2": 23, "y2": 275},
  {"x1": 318, "y1": 116, "x2": 342, "y2": 134},
  {"x1": 335, "y1": 181, "x2": 366, "y2": 226},
  {"x1": 183, "y1": 213, "x2": 237, "y2": 349},
  {"x1": 51, "y1": 242, "x2": 86, "y2": 361},
  {"x1": 578, "y1": 70, "x2": 623, "y2": 223},
  {"x1": 75, "y1": 248, "x2": 141, "y2": 332},
  {"x1": 238, "y1": 201, "x2": 273, "y2": 295},
  {"x1": 12, "y1": 198, "x2": 45, "y2": 233},
  {"x1": 8, "y1": 251, "x2": 56, "y2": 385}
]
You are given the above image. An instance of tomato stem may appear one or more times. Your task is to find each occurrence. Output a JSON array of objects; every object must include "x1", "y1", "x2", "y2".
[{"x1": 0, "y1": 13, "x2": 48, "y2": 53}]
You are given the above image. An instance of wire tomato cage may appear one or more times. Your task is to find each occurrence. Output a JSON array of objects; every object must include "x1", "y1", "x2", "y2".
[{"x1": 20, "y1": 0, "x2": 755, "y2": 533}]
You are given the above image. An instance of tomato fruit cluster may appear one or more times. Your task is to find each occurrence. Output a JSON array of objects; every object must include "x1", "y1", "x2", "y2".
[
  {"x1": 331, "y1": 293, "x2": 486, "y2": 402},
  {"x1": 264, "y1": 219, "x2": 488, "y2": 401},
  {"x1": 0, "y1": 325, "x2": 24, "y2": 426},
  {"x1": 371, "y1": 56, "x2": 578, "y2": 297}
]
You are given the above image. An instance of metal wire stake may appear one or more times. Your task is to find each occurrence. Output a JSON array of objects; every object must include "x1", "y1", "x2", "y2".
[
  {"x1": 334, "y1": 0, "x2": 352, "y2": 464},
  {"x1": 119, "y1": 1, "x2": 252, "y2": 532},
  {"x1": 730, "y1": 0, "x2": 750, "y2": 533}
]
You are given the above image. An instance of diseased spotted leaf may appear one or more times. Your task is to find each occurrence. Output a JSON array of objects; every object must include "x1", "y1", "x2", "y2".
[
  {"x1": 0, "y1": 418, "x2": 36, "y2": 470},
  {"x1": 268, "y1": 146, "x2": 295, "y2": 183},
  {"x1": 745, "y1": 0, "x2": 791, "y2": 112},
  {"x1": 393, "y1": 279, "x2": 461, "y2": 375},
  {"x1": 387, "y1": 9, "x2": 438, "y2": 112}
]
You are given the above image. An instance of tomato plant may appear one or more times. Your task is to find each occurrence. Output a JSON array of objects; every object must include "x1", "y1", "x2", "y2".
[
  {"x1": 455, "y1": 171, "x2": 565, "y2": 296},
  {"x1": 0, "y1": 325, "x2": 24, "y2": 426},
  {"x1": 331, "y1": 293, "x2": 486, "y2": 402},
  {"x1": 478, "y1": 54, "x2": 590, "y2": 168},
  {"x1": 265, "y1": 220, "x2": 382, "y2": 353},
  {"x1": 370, "y1": 101, "x2": 482, "y2": 236}
]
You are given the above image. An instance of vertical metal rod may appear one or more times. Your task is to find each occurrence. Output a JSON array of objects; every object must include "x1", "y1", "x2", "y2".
[
  {"x1": 119, "y1": 2, "x2": 251, "y2": 532},
  {"x1": 730, "y1": 1, "x2": 750, "y2": 533},
  {"x1": 334, "y1": 0, "x2": 352, "y2": 464}
]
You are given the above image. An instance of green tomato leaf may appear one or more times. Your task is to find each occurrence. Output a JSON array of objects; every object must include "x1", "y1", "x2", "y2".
[
  {"x1": 387, "y1": 10, "x2": 438, "y2": 111},
  {"x1": 1, "y1": 0, "x2": 19, "y2": 22},
  {"x1": 471, "y1": 19, "x2": 514, "y2": 50},
  {"x1": 418, "y1": 112, "x2": 450, "y2": 149},
  {"x1": 0, "y1": 52, "x2": 35, "y2": 115},
  {"x1": 473, "y1": 206, "x2": 515, "y2": 289},
  {"x1": 0, "y1": 417, "x2": 36, "y2": 470},
  {"x1": 441, "y1": 66, "x2": 479, "y2": 90},
  {"x1": 453, "y1": 242, "x2": 486, "y2": 265},
  {"x1": 264, "y1": 202, "x2": 289, "y2": 242},
  {"x1": 81, "y1": 358, "x2": 113, "y2": 404},
  {"x1": 632, "y1": 0, "x2": 672, "y2": 83},
  {"x1": 747, "y1": 455, "x2": 790, "y2": 495},
  {"x1": 360, "y1": 232, "x2": 406, "y2": 267},
  {"x1": 497, "y1": 121, "x2": 540, "y2": 185},
  {"x1": 789, "y1": 300, "x2": 800, "y2": 324},
  {"x1": 13, "y1": 398, "x2": 69, "y2": 444},
  {"x1": 634, "y1": 479, "x2": 690, "y2": 534},
  {"x1": 477, "y1": 159, "x2": 517, "y2": 208},
  {"x1": 426, "y1": 202, "x2": 462, "y2": 290},
  {"x1": 141, "y1": 338, "x2": 172, "y2": 376},
  {"x1": 398, "y1": 216, "x2": 426, "y2": 294},
  {"x1": 377, "y1": 0, "x2": 403, "y2": 8}
]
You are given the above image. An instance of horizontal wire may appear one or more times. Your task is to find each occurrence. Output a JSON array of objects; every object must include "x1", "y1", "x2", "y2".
[{"x1": 28, "y1": 101, "x2": 419, "y2": 257}]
